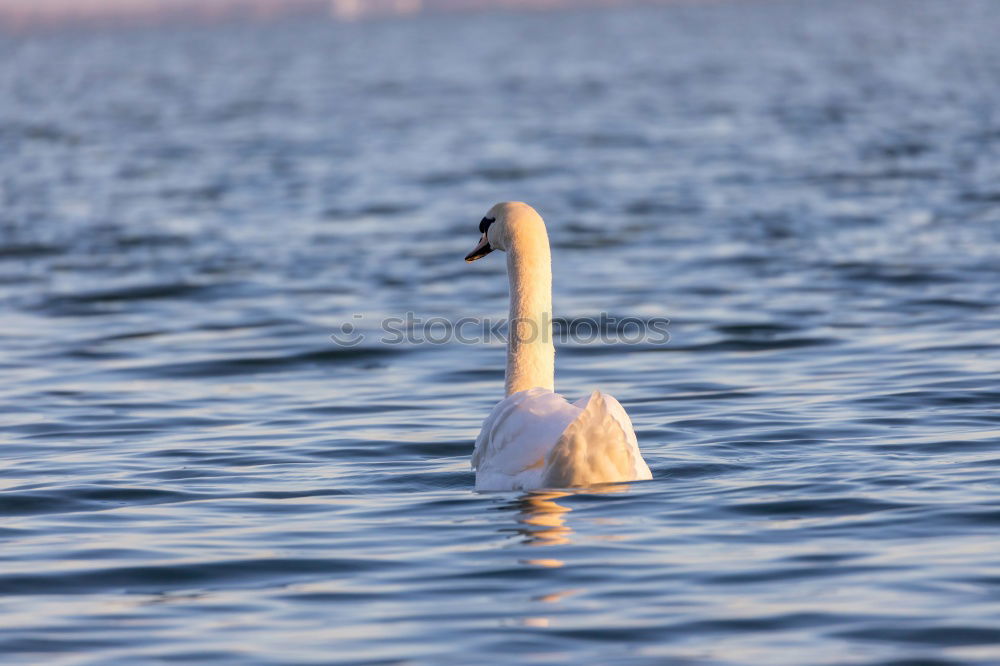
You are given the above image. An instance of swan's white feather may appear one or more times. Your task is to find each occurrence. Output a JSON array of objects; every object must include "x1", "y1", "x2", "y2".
[{"x1": 472, "y1": 388, "x2": 652, "y2": 491}]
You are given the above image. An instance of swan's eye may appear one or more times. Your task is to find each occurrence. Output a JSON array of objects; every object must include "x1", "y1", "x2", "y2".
[{"x1": 479, "y1": 217, "x2": 496, "y2": 234}]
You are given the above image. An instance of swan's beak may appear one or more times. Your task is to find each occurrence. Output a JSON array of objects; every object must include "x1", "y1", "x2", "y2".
[{"x1": 465, "y1": 234, "x2": 494, "y2": 262}]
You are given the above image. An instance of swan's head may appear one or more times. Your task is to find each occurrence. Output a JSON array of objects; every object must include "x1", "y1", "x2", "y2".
[{"x1": 464, "y1": 201, "x2": 541, "y2": 262}]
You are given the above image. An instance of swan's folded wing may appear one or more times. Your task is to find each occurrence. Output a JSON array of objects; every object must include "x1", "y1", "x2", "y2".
[
  {"x1": 472, "y1": 388, "x2": 579, "y2": 479},
  {"x1": 543, "y1": 391, "x2": 652, "y2": 487},
  {"x1": 596, "y1": 392, "x2": 653, "y2": 481}
]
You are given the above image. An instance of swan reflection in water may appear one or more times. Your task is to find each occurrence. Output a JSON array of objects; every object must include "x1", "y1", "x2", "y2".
[
  {"x1": 510, "y1": 483, "x2": 633, "y2": 550},
  {"x1": 507, "y1": 485, "x2": 631, "y2": 628},
  {"x1": 514, "y1": 490, "x2": 574, "y2": 548}
]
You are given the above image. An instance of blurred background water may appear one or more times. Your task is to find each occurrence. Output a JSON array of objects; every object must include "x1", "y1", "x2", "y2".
[{"x1": 2, "y1": 0, "x2": 1000, "y2": 663}]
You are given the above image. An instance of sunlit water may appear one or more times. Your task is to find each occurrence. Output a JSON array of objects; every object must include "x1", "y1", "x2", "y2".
[{"x1": 2, "y1": 0, "x2": 1000, "y2": 663}]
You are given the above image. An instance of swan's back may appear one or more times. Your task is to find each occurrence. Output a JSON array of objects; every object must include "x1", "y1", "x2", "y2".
[
  {"x1": 543, "y1": 391, "x2": 652, "y2": 488},
  {"x1": 472, "y1": 388, "x2": 578, "y2": 490},
  {"x1": 472, "y1": 388, "x2": 652, "y2": 491}
]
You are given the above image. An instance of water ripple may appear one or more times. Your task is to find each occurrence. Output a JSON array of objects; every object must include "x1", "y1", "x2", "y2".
[{"x1": 2, "y1": 0, "x2": 999, "y2": 663}]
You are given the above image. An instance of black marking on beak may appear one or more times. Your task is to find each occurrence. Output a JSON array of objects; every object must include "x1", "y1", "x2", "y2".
[{"x1": 466, "y1": 216, "x2": 497, "y2": 262}]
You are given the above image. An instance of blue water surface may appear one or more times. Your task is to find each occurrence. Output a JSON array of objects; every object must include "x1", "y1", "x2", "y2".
[{"x1": 1, "y1": 0, "x2": 999, "y2": 663}]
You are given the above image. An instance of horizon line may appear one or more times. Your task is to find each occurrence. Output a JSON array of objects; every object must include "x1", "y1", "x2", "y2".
[{"x1": 0, "y1": 0, "x2": 715, "y2": 33}]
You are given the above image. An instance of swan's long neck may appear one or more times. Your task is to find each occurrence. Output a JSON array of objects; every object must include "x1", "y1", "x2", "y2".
[{"x1": 505, "y1": 218, "x2": 555, "y2": 396}]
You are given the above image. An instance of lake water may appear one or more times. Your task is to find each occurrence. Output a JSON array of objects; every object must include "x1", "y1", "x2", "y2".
[{"x1": 2, "y1": 0, "x2": 999, "y2": 663}]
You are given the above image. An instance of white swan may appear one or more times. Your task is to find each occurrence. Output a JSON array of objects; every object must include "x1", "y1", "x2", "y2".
[{"x1": 465, "y1": 202, "x2": 653, "y2": 491}]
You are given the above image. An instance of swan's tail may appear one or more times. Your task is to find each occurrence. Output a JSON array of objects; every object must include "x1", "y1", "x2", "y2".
[{"x1": 542, "y1": 391, "x2": 652, "y2": 488}]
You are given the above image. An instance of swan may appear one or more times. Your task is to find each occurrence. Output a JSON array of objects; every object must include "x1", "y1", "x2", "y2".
[{"x1": 465, "y1": 202, "x2": 653, "y2": 491}]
